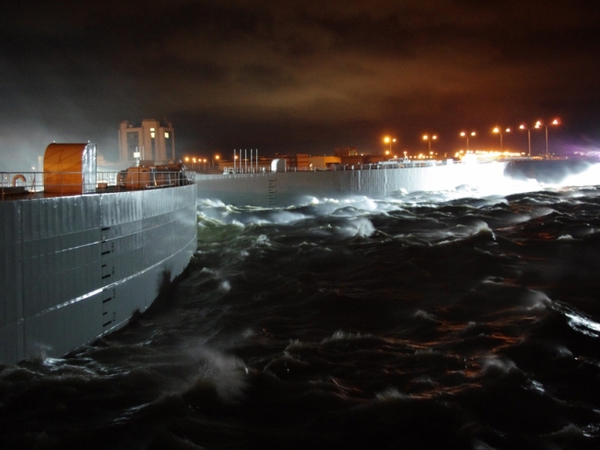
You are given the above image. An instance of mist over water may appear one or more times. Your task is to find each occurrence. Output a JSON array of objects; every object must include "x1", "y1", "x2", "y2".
[
  {"x1": 0, "y1": 122, "x2": 121, "y2": 172},
  {"x1": 3, "y1": 175, "x2": 600, "y2": 449}
]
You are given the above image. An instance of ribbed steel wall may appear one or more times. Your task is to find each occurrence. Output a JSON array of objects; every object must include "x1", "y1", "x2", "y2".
[
  {"x1": 0, "y1": 184, "x2": 197, "y2": 364},
  {"x1": 195, "y1": 162, "x2": 509, "y2": 207}
]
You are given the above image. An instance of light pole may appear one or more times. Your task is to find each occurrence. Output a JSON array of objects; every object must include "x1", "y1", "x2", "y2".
[
  {"x1": 519, "y1": 124, "x2": 532, "y2": 157},
  {"x1": 535, "y1": 119, "x2": 560, "y2": 158},
  {"x1": 492, "y1": 127, "x2": 510, "y2": 152},
  {"x1": 383, "y1": 136, "x2": 396, "y2": 157},
  {"x1": 460, "y1": 131, "x2": 476, "y2": 151},
  {"x1": 423, "y1": 134, "x2": 437, "y2": 152}
]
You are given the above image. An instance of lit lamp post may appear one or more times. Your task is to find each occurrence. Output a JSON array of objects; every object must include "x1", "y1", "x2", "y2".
[
  {"x1": 492, "y1": 127, "x2": 511, "y2": 152},
  {"x1": 383, "y1": 136, "x2": 396, "y2": 157},
  {"x1": 535, "y1": 119, "x2": 560, "y2": 158},
  {"x1": 213, "y1": 154, "x2": 220, "y2": 169},
  {"x1": 423, "y1": 134, "x2": 437, "y2": 152},
  {"x1": 460, "y1": 131, "x2": 476, "y2": 151},
  {"x1": 519, "y1": 124, "x2": 532, "y2": 157}
]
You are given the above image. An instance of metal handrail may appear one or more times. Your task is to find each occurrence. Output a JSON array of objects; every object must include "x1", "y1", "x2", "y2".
[
  {"x1": 1, "y1": 170, "x2": 196, "y2": 201},
  {"x1": 218, "y1": 158, "x2": 491, "y2": 174}
]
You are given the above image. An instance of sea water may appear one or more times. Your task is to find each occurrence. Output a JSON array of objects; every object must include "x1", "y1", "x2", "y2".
[{"x1": 2, "y1": 175, "x2": 600, "y2": 449}]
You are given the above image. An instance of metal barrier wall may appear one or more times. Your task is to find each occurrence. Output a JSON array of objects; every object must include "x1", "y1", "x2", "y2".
[{"x1": 0, "y1": 182, "x2": 197, "y2": 364}]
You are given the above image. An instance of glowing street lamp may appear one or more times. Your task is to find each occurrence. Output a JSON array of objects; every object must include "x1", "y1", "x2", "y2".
[
  {"x1": 492, "y1": 127, "x2": 511, "y2": 152},
  {"x1": 535, "y1": 118, "x2": 560, "y2": 158},
  {"x1": 460, "y1": 131, "x2": 476, "y2": 151},
  {"x1": 423, "y1": 134, "x2": 437, "y2": 152},
  {"x1": 519, "y1": 124, "x2": 532, "y2": 157},
  {"x1": 383, "y1": 136, "x2": 396, "y2": 156}
]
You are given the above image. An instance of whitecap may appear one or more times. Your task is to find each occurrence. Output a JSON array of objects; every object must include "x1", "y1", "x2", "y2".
[
  {"x1": 564, "y1": 310, "x2": 600, "y2": 338},
  {"x1": 183, "y1": 346, "x2": 249, "y2": 403},
  {"x1": 413, "y1": 310, "x2": 437, "y2": 321},
  {"x1": 198, "y1": 198, "x2": 226, "y2": 207},
  {"x1": 375, "y1": 387, "x2": 411, "y2": 401},
  {"x1": 555, "y1": 345, "x2": 574, "y2": 358},
  {"x1": 557, "y1": 234, "x2": 575, "y2": 240},
  {"x1": 546, "y1": 423, "x2": 587, "y2": 440},
  {"x1": 321, "y1": 330, "x2": 371, "y2": 343},
  {"x1": 285, "y1": 339, "x2": 311, "y2": 351},
  {"x1": 219, "y1": 280, "x2": 231, "y2": 292},
  {"x1": 481, "y1": 355, "x2": 519, "y2": 376},
  {"x1": 471, "y1": 439, "x2": 497, "y2": 450},
  {"x1": 527, "y1": 379, "x2": 546, "y2": 394},
  {"x1": 350, "y1": 217, "x2": 376, "y2": 237},
  {"x1": 255, "y1": 234, "x2": 270, "y2": 245}
]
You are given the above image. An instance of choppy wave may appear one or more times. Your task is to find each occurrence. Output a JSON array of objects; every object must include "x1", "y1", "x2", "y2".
[{"x1": 3, "y1": 182, "x2": 600, "y2": 449}]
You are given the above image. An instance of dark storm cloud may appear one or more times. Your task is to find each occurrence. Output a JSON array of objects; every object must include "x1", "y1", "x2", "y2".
[{"x1": 2, "y1": 0, "x2": 600, "y2": 166}]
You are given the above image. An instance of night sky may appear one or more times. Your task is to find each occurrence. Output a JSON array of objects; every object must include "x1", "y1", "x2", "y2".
[{"x1": 2, "y1": 0, "x2": 600, "y2": 169}]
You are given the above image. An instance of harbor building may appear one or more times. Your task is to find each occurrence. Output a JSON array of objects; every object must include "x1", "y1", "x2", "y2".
[{"x1": 118, "y1": 119, "x2": 175, "y2": 163}]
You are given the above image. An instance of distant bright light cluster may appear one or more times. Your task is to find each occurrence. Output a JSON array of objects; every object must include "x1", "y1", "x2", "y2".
[{"x1": 455, "y1": 150, "x2": 523, "y2": 162}]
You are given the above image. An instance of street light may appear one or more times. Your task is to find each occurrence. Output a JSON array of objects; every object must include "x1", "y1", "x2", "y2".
[
  {"x1": 534, "y1": 118, "x2": 560, "y2": 158},
  {"x1": 519, "y1": 124, "x2": 533, "y2": 157},
  {"x1": 383, "y1": 136, "x2": 396, "y2": 156},
  {"x1": 460, "y1": 131, "x2": 476, "y2": 151},
  {"x1": 492, "y1": 127, "x2": 511, "y2": 152},
  {"x1": 423, "y1": 134, "x2": 437, "y2": 152}
]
